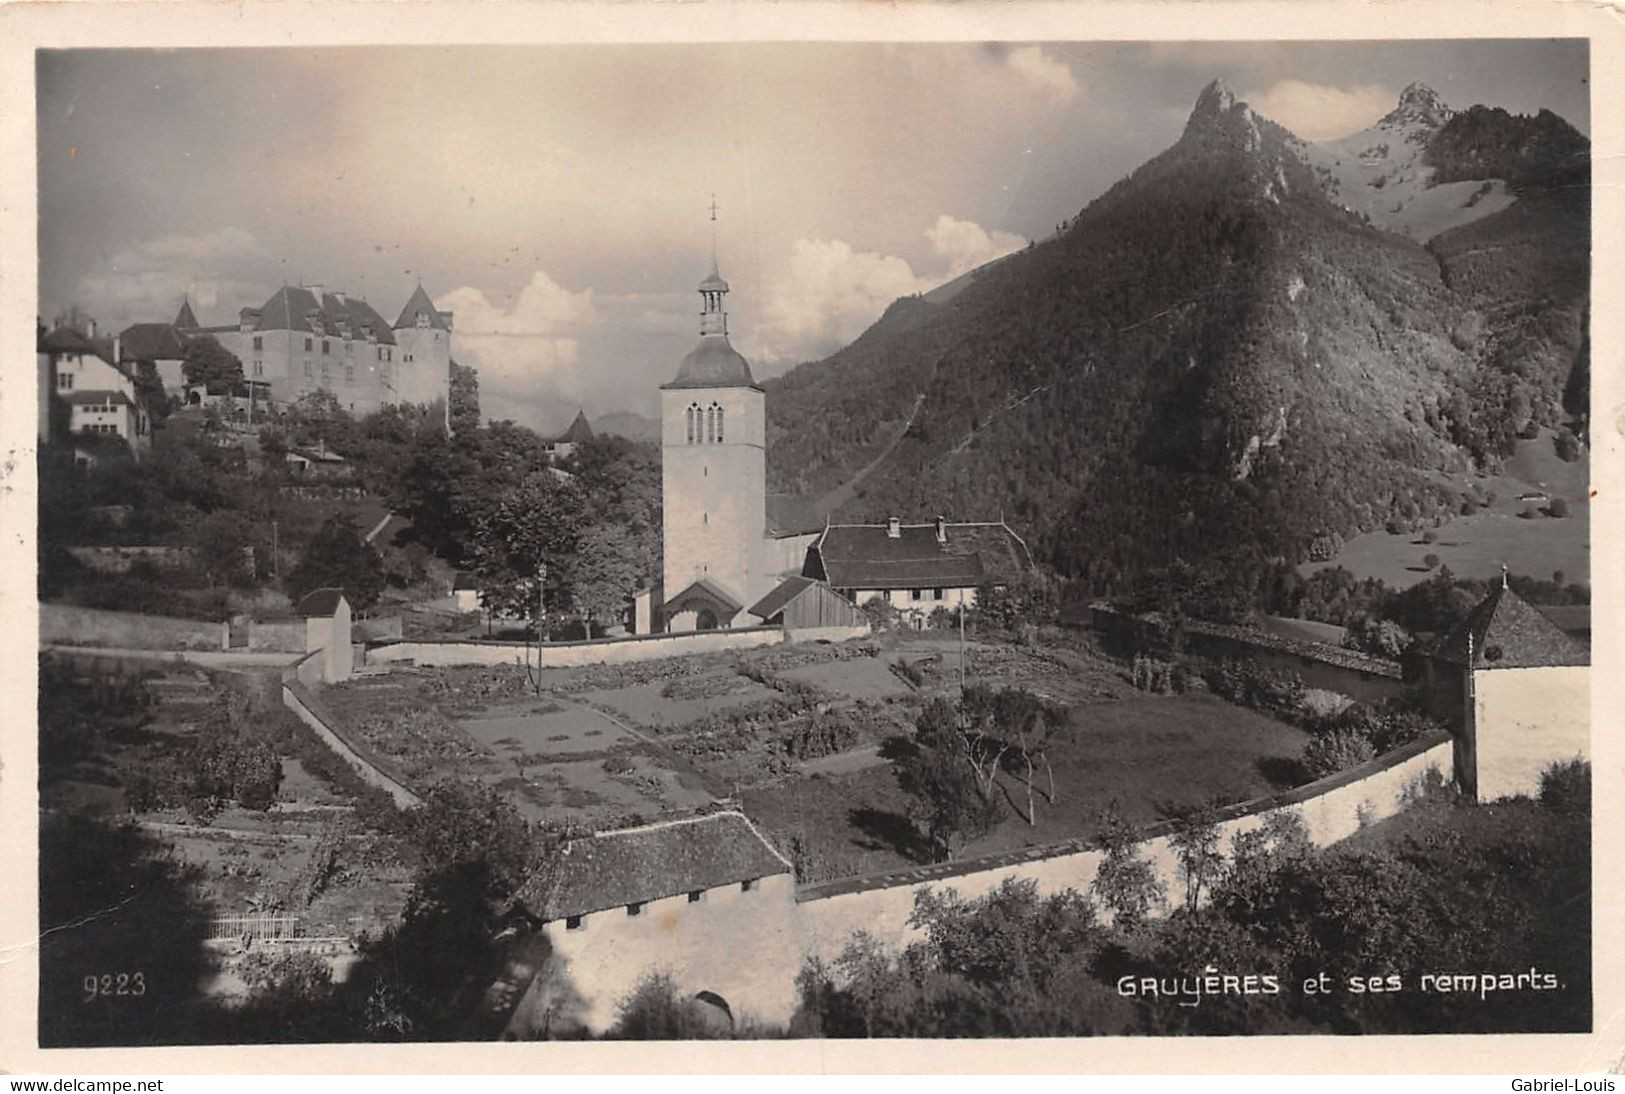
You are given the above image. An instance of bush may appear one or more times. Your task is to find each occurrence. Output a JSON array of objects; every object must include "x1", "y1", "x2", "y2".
[
  {"x1": 1539, "y1": 760, "x2": 1590, "y2": 816},
  {"x1": 1555, "y1": 429, "x2": 1581, "y2": 462},
  {"x1": 1301, "y1": 728, "x2": 1376, "y2": 780},
  {"x1": 1421, "y1": 530, "x2": 1438, "y2": 544},
  {"x1": 1423, "y1": 553, "x2": 1441, "y2": 570},
  {"x1": 1548, "y1": 497, "x2": 1570, "y2": 518}
]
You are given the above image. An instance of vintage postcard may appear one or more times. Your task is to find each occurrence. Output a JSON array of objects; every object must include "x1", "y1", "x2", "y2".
[{"x1": 1, "y1": 0, "x2": 1621, "y2": 1076}]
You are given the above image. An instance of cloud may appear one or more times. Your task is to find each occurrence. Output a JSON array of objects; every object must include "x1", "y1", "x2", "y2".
[
  {"x1": 1242, "y1": 80, "x2": 1397, "y2": 141},
  {"x1": 755, "y1": 215, "x2": 1027, "y2": 363},
  {"x1": 1004, "y1": 46, "x2": 1079, "y2": 103},
  {"x1": 75, "y1": 226, "x2": 273, "y2": 328},
  {"x1": 925, "y1": 214, "x2": 1026, "y2": 279},
  {"x1": 436, "y1": 271, "x2": 600, "y2": 424}
]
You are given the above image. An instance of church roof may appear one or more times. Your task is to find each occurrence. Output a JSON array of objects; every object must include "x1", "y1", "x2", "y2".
[
  {"x1": 662, "y1": 334, "x2": 759, "y2": 390},
  {"x1": 663, "y1": 575, "x2": 744, "y2": 616},
  {"x1": 516, "y1": 812, "x2": 791, "y2": 922},
  {"x1": 255, "y1": 287, "x2": 397, "y2": 346},
  {"x1": 553, "y1": 409, "x2": 594, "y2": 444},
  {"x1": 808, "y1": 520, "x2": 1031, "y2": 591},
  {"x1": 1431, "y1": 585, "x2": 1589, "y2": 668},
  {"x1": 173, "y1": 298, "x2": 200, "y2": 330},
  {"x1": 766, "y1": 494, "x2": 827, "y2": 537},
  {"x1": 393, "y1": 283, "x2": 451, "y2": 332}
]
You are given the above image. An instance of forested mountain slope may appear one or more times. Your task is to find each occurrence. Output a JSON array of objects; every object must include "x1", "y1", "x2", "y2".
[{"x1": 763, "y1": 80, "x2": 1590, "y2": 608}]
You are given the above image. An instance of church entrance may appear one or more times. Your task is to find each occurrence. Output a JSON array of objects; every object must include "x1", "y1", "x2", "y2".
[{"x1": 696, "y1": 609, "x2": 718, "y2": 631}]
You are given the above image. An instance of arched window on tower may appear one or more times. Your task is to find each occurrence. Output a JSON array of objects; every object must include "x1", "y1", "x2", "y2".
[
  {"x1": 686, "y1": 405, "x2": 697, "y2": 445},
  {"x1": 705, "y1": 407, "x2": 715, "y2": 444},
  {"x1": 714, "y1": 403, "x2": 725, "y2": 443}
]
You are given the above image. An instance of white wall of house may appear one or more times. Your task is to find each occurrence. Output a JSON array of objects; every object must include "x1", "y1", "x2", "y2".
[
  {"x1": 853, "y1": 585, "x2": 976, "y2": 625},
  {"x1": 1470, "y1": 666, "x2": 1589, "y2": 801},
  {"x1": 53, "y1": 351, "x2": 132, "y2": 398}
]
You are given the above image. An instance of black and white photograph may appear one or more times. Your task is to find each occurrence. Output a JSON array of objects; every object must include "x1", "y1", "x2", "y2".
[{"x1": 6, "y1": 3, "x2": 1621, "y2": 1073}]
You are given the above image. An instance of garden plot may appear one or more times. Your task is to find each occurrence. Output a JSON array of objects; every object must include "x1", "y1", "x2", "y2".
[
  {"x1": 777, "y1": 656, "x2": 913, "y2": 700},
  {"x1": 459, "y1": 702, "x2": 637, "y2": 759},
  {"x1": 578, "y1": 674, "x2": 778, "y2": 730},
  {"x1": 497, "y1": 753, "x2": 716, "y2": 827}
]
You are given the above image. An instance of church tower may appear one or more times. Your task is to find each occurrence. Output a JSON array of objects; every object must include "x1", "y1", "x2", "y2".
[{"x1": 660, "y1": 214, "x2": 765, "y2": 631}]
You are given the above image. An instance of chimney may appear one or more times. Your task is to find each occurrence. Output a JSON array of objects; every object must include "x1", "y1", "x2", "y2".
[
  {"x1": 886, "y1": 516, "x2": 901, "y2": 539},
  {"x1": 935, "y1": 515, "x2": 947, "y2": 544},
  {"x1": 86, "y1": 318, "x2": 97, "y2": 339},
  {"x1": 112, "y1": 335, "x2": 120, "y2": 365}
]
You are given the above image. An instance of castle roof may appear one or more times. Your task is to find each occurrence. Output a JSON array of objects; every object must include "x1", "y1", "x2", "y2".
[
  {"x1": 393, "y1": 283, "x2": 451, "y2": 332},
  {"x1": 173, "y1": 298, "x2": 200, "y2": 330},
  {"x1": 254, "y1": 287, "x2": 398, "y2": 346},
  {"x1": 518, "y1": 812, "x2": 792, "y2": 922},
  {"x1": 1431, "y1": 585, "x2": 1589, "y2": 668},
  {"x1": 807, "y1": 520, "x2": 1031, "y2": 591},
  {"x1": 553, "y1": 409, "x2": 594, "y2": 444},
  {"x1": 662, "y1": 334, "x2": 758, "y2": 390}
]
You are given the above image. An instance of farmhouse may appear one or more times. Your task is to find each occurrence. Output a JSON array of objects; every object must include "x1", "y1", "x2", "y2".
[
  {"x1": 38, "y1": 321, "x2": 152, "y2": 458},
  {"x1": 1418, "y1": 575, "x2": 1589, "y2": 801},
  {"x1": 802, "y1": 516, "x2": 1032, "y2": 626}
]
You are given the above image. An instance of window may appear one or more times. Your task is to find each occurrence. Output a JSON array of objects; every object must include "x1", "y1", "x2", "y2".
[
  {"x1": 304, "y1": 337, "x2": 313, "y2": 351},
  {"x1": 565, "y1": 915, "x2": 584, "y2": 931},
  {"x1": 910, "y1": 589, "x2": 923, "y2": 602},
  {"x1": 377, "y1": 346, "x2": 386, "y2": 361},
  {"x1": 626, "y1": 902, "x2": 643, "y2": 917},
  {"x1": 252, "y1": 336, "x2": 263, "y2": 351},
  {"x1": 303, "y1": 360, "x2": 313, "y2": 378},
  {"x1": 686, "y1": 405, "x2": 696, "y2": 445},
  {"x1": 740, "y1": 879, "x2": 756, "y2": 893},
  {"x1": 345, "y1": 365, "x2": 355, "y2": 383},
  {"x1": 933, "y1": 589, "x2": 945, "y2": 601},
  {"x1": 253, "y1": 360, "x2": 264, "y2": 377},
  {"x1": 57, "y1": 373, "x2": 73, "y2": 391},
  {"x1": 715, "y1": 404, "x2": 725, "y2": 443},
  {"x1": 322, "y1": 340, "x2": 331, "y2": 355},
  {"x1": 688, "y1": 890, "x2": 704, "y2": 904},
  {"x1": 704, "y1": 406, "x2": 714, "y2": 444},
  {"x1": 321, "y1": 365, "x2": 331, "y2": 384}
]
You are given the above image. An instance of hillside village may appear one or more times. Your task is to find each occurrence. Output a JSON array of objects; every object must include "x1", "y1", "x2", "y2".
[{"x1": 35, "y1": 71, "x2": 1594, "y2": 1045}]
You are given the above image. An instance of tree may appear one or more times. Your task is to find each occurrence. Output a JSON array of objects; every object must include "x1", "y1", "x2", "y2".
[
  {"x1": 132, "y1": 360, "x2": 172, "y2": 425},
  {"x1": 287, "y1": 514, "x2": 385, "y2": 609},
  {"x1": 193, "y1": 509, "x2": 256, "y2": 588},
  {"x1": 882, "y1": 698, "x2": 1001, "y2": 862},
  {"x1": 1301, "y1": 727, "x2": 1376, "y2": 779},
  {"x1": 1168, "y1": 813, "x2": 1224, "y2": 909},
  {"x1": 962, "y1": 685, "x2": 1072, "y2": 825},
  {"x1": 1089, "y1": 805, "x2": 1164, "y2": 931},
  {"x1": 568, "y1": 522, "x2": 643, "y2": 625},
  {"x1": 466, "y1": 470, "x2": 585, "y2": 627},
  {"x1": 449, "y1": 360, "x2": 480, "y2": 434},
  {"x1": 182, "y1": 335, "x2": 244, "y2": 395}
]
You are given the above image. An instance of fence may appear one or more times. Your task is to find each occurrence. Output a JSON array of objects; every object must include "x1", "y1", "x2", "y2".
[
  {"x1": 366, "y1": 625, "x2": 787, "y2": 669},
  {"x1": 205, "y1": 914, "x2": 301, "y2": 943}
]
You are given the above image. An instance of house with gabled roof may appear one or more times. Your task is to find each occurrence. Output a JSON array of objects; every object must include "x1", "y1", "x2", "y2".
[
  {"x1": 1419, "y1": 573, "x2": 1589, "y2": 801},
  {"x1": 499, "y1": 811, "x2": 799, "y2": 1035},
  {"x1": 39, "y1": 320, "x2": 152, "y2": 458},
  {"x1": 800, "y1": 515, "x2": 1032, "y2": 627}
]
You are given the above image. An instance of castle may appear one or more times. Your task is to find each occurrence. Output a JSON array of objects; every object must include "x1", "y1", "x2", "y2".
[{"x1": 119, "y1": 281, "x2": 454, "y2": 418}]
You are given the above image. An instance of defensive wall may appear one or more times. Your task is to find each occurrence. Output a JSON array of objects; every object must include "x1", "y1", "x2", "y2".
[
  {"x1": 42, "y1": 603, "x2": 228, "y2": 651},
  {"x1": 513, "y1": 732, "x2": 1454, "y2": 1033},
  {"x1": 1471, "y1": 665, "x2": 1588, "y2": 801},
  {"x1": 365, "y1": 623, "x2": 868, "y2": 670}
]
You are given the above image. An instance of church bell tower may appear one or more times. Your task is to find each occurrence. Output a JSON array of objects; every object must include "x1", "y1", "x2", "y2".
[{"x1": 659, "y1": 203, "x2": 766, "y2": 631}]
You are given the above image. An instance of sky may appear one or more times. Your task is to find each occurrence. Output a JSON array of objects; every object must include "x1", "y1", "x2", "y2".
[{"x1": 36, "y1": 40, "x2": 1589, "y2": 433}]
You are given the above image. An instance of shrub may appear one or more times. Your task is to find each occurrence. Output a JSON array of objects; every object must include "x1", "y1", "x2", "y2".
[
  {"x1": 1555, "y1": 429, "x2": 1581, "y2": 462},
  {"x1": 1307, "y1": 532, "x2": 1344, "y2": 562},
  {"x1": 1539, "y1": 760, "x2": 1590, "y2": 816},
  {"x1": 1548, "y1": 497, "x2": 1570, "y2": 518},
  {"x1": 1421, "y1": 530, "x2": 1438, "y2": 544},
  {"x1": 1301, "y1": 729, "x2": 1376, "y2": 780},
  {"x1": 1422, "y1": 553, "x2": 1441, "y2": 570}
]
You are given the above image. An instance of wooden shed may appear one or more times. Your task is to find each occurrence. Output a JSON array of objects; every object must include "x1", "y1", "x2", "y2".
[{"x1": 748, "y1": 575, "x2": 866, "y2": 629}]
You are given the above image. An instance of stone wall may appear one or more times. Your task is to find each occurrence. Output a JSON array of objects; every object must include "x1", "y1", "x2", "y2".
[
  {"x1": 795, "y1": 734, "x2": 1454, "y2": 964},
  {"x1": 41, "y1": 603, "x2": 226, "y2": 651},
  {"x1": 1470, "y1": 666, "x2": 1589, "y2": 801},
  {"x1": 366, "y1": 626, "x2": 786, "y2": 669},
  {"x1": 280, "y1": 653, "x2": 418, "y2": 808}
]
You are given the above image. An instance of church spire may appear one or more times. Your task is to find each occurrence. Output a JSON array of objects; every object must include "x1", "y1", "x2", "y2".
[{"x1": 699, "y1": 195, "x2": 729, "y2": 337}]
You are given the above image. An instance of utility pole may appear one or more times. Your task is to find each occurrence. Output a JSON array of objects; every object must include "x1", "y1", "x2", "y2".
[
  {"x1": 959, "y1": 599, "x2": 967, "y2": 694},
  {"x1": 271, "y1": 520, "x2": 279, "y2": 580}
]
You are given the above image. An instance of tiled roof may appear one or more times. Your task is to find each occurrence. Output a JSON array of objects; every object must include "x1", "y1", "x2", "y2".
[
  {"x1": 808, "y1": 520, "x2": 1030, "y2": 591},
  {"x1": 173, "y1": 299, "x2": 200, "y2": 330},
  {"x1": 518, "y1": 812, "x2": 791, "y2": 922},
  {"x1": 748, "y1": 575, "x2": 814, "y2": 620},
  {"x1": 765, "y1": 494, "x2": 827, "y2": 537},
  {"x1": 451, "y1": 571, "x2": 480, "y2": 591},
  {"x1": 393, "y1": 283, "x2": 450, "y2": 332},
  {"x1": 1432, "y1": 585, "x2": 1589, "y2": 668},
  {"x1": 295, "y1": 587, "x2": 349, "y2": 617},
  {"x1": 64, "y1": 389, "x2": 133, "y2": 407},
  {"x1": 118, "y1": 323, "x2": 188, "y2": 362},
  {"x1": 41, "y1": 326, "x2": 118, "y2": 366},
  {"x1": 254, "y1": 287, "x2": 398, "y2": 346},
  {"x1": 662, "y1": 335, "x2": 758, "y2": 390}
]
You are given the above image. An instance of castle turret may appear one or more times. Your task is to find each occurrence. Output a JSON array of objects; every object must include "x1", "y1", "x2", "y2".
[{"x1": 391, "y1": 282, "x2": 453, "y2": 413}]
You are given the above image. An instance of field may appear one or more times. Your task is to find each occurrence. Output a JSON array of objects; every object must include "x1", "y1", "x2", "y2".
[
  {"x1": 319, "y1": 633, "x2": 1313, "y2": 885},
  {"x1": 1302, "y1": 431, "x2": 1589, "y2": 590}
]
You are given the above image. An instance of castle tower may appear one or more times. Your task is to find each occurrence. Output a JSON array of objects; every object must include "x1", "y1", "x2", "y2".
[
  {"x1": 392, "y1": 282, "x2": 454, "y2": 417},
  {"x1": 660, "y1": 223, "x2": 765, "y2": 631}
]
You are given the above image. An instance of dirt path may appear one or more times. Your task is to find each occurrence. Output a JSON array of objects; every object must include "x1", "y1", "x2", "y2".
[{"x1": 800, "y1": 744, "x2": 886, "y2": 777}]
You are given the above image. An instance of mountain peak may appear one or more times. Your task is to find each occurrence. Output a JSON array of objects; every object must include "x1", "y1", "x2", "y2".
[
  {"x1": 1380, "y1": 81, "x2": 1452, "y2": 129},
  {"x1": 1183, "y1": 77, "x2": 1258, "y2": 145},
  {"x1": 1189, "y1": 78, "x2": 1238, "y2": 123}
]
